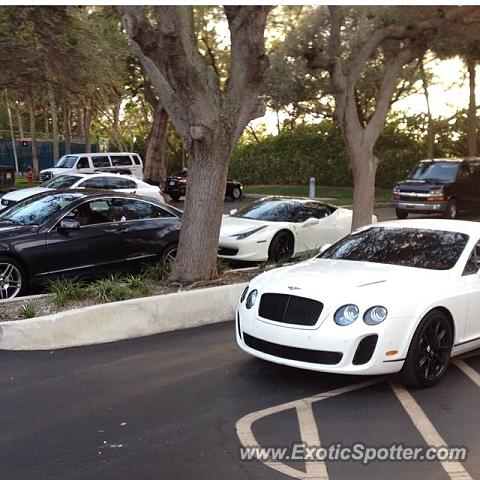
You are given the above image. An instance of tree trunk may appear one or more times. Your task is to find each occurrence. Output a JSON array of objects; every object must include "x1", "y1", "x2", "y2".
[
  {"x1": 467, "y1": 58, "x2": 477, "y2": 157},
  {"x1": 15, "y1": 94, "x2": 24, "y2": 140},
  {"x1": 171, "y1": 134, "x2": 233, "y2": 282},
  {"x1": 27, "y1": 93, "x2": 39, "y2": 179},
  {"x1": 63, "y1": 101, "x2": 72, "y2": 154},
  {"x1": 77, "y1": 108, "x2": 85, "y2": 141},
  {"x1": 420, "y1": 60, "x2": 434, "y2": 159},
  {"x1": 47, "y1": 84, "x2": 60, "y2": 161},
  {"x1": 144, "y1": 106, "x2": 169, "y2": 185},
  {"x1": 350, "y1": 147, "x2": 378, "y2": 230},
  {"x1": 44, "y1": 110, "x2": 49, "y2": 135},
  {"x1": 84, "y1": 104, "x2": 92, "y2": 153}
]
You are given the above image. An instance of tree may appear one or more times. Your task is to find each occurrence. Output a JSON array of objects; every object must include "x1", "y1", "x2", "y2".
[
  {"x1": 305, "y1": 6, "x2": 480, "y2": 228},
  {"x1": 118, "y1": 6, "x2": 271, "y2": 282}
]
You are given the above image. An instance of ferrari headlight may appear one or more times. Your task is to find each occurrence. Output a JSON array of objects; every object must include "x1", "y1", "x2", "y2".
[
  {"x1": 334, "y1": 304, "x2": 359, "y2": 326},
  {"x1": 364, "y1": 306, "x2": 388, "y2": 325},
  {"x1": 246, "y1": 290, "x2": 258, "y2": 309},
  {"x1": 240, "y1": 286, "x2": 249, "y2": 303},
  {"x1": 233, "y1": 226, "x2": 267, "y2": 240}
]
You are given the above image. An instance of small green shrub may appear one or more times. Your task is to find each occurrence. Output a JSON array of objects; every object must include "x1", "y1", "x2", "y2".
[
  {"x1": 143, "y1": 261, "x2": 171, "y2": 282},
  {"x1": 87, "y1": 275, "x2": 130, "y2": 303},
  {"x1": 124, "y1": 274, "x2": 151, "y2": 296},
  {"x1": 19, "y1": 303, "x2": 37, "y2": 319},
  {"x1": 48, "y1": 278, "x2": 88, "y2": 307}
]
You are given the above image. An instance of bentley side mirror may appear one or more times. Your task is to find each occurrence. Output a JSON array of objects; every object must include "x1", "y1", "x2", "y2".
[{"x1": 230, "y1": 209, "x2": 238, "y2": 216}]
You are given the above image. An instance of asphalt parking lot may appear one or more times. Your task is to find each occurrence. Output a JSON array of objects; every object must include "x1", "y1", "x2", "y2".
[{"x1": 1, "y1": 321, "x2": 479, "y2": 480}]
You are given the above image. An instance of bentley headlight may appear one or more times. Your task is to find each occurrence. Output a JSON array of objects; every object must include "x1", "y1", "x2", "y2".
[
  {"x1": 240, "y1": 286, "x2": 249, "y2": 303},
  {"x1": 364, "y1": 306, "x2": 388, "y2": 325},
  {"x1": 232, "y1": 226, "x2": 267, "y2": 240},
  {"x1": 246, "y1": 290, "x2": 258, "y2": 309},
  {"x1": 334, "y1": 304, "x2": 359, "y2": 326}
]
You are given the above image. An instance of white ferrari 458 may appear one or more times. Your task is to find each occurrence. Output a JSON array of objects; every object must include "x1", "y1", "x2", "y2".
[
  {"x1": 219, "y1": 197, "x2": 377, "y2": 263},
  {"x1": 237, "y1": 219, "x2": 480, "y2": 387}
]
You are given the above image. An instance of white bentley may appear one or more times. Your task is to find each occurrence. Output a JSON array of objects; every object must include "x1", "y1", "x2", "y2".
[
  {"x1": 236, "y1": 219, "x2": 480, "y2": 387},
  {"x1": 219, "y1": 197, "x2": 376, "y2": 263}
]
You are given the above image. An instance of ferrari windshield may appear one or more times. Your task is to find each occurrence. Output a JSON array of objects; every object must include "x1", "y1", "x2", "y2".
[
  {"x1": 233, "y1": 199, "x2": 302, "y2": 222},
  {"x1": 41, "y1": 175, "x2": 80, "y2": 189},
  {"x1": 0, "y1": 193, "x2": 82, "y2": 226},
  {"x1": 408, "y1": 162, "x2": 459, "y2": 183},
  {"x1": 320, "y1": 227, "x2": 468, "y2": 270},
  {"x1": 55, "y1": 155, "x2": 78, "y2": 168}
]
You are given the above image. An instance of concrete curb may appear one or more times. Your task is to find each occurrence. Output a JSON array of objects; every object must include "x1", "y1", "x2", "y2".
[{"x1": 0, "y1": 283, "x2": 247, "y2": 351}]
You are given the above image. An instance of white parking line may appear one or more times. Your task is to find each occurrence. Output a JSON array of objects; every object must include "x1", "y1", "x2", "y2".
[
  {"x1": 390, "y1": 382, "x2": 473, "y2": 480},
  {"x1": 454, "y1": 359, "x2": 480, "y2": 387},
  {"x1": 236, "y1": 378, "x2": 383, "y2": 480}
]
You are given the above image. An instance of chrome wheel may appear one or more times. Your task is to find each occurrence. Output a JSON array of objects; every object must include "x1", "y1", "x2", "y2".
[
  {"x1": 231, "y1": 187, "x2": 241, "y2": 200},
  {"x1": 445, "y1": 199, "x2": 458, "y2": 219},
  {"x1": 163, "y1": 246, "x2": 178, "y2": 265},
  {"x1": 0, "y1": 262, "x2": 22, "y2": 299}
]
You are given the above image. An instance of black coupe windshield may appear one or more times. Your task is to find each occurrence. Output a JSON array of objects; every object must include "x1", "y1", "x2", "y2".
[
  {"x1": 408, "y1": 162, "x2": 459, "y2": 182},
  {"x1": 320, "y1": 227, "x2": 468, "y2": 270},
  {"x1": 55, "y1": 155, "x2": 78, "y2": 168},
  {"x1": 41, "y1": 175, "x2": 80, "y2": 189},
  {"x1": 0, "y1": 193, "x2": 82, "y2": 226},
  {"x1": 233, "y1": 199, "x2": 301, "y2": 222}
]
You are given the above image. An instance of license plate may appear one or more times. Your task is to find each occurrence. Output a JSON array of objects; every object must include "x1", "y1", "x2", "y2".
[{"x1": 170, "y1": 181, "x2": 175, "y2": 186}]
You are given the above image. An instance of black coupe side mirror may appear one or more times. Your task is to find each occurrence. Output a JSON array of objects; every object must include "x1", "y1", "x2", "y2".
[{"x1": 58, "y1": 218, "x2": 81, "y2": 231}]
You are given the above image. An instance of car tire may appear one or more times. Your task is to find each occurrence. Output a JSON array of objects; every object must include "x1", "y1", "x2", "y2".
[
  {"x1": 268, "y1": 231, "x2": 294, "y2": 263},
  {"x1": 230, "y1": 187, "x2": 242, "y2": 200},
  {"x1": 444, "y1": 198, "x2": 458, "y2": 219},
  {"x1": 395, "y1": 209, "x2": 408, "y2": 220},
  {"x1": 399, "y1": 309, "x2": 453, "y2": 388},
  {"x1": 0, "y1": 256, "x2": 27, "y2": 300},
  {"x1": 161, "y1": 244, "x2": 178, "y2": 265},
  {"x1": 170, "y1": 194, "x2": 181, "y2": 202}
]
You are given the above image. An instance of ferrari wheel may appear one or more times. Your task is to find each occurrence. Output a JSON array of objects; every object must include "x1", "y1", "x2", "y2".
[
  {"x1": 268, "y1": 231, "x2": 294, "y2": 263},
  {"x1": 399, "y1": 310, "x2": 453, "y2": 388}
]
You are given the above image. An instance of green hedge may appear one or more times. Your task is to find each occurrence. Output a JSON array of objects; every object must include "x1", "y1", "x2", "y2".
[{"x1": 229, "y1": 121, "x2": 428, "y2": 188}]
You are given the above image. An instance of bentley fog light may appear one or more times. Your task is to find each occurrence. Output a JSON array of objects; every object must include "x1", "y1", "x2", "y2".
[
  {"x1": 364, "y1": 306, "x2": 388, "y2": 325},
  {"x1": 246, "y1": 290, "x2": 258, "y2": 309},
  {"x1": 334, "y1": 304, "x2": 359, "y2": 326}
]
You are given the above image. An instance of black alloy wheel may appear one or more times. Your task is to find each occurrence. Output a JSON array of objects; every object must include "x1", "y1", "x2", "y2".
[
  {"x1": 162, "y1": 244, "x2": 178, "y2": 265},
  {"x1": 400, "y1": 310, "x2": 453, "y2": 388},
  {"x1": 268, "y1": 231, "x2": 294, "y2": 263}
]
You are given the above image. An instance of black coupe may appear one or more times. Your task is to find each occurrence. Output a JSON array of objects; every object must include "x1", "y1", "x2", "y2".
[{"x1": 0, "y1": 190, "x2": 182, "y2": 299}]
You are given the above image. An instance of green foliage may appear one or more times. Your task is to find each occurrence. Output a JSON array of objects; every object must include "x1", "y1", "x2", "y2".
[
  {"x1": 231, "y1": 113, "x2": 471, "y2": 189},
  {"x1": 19, "y1": 303, "x2": 37, "y2": 319},
  {"x1": 87, "y1": 273, "x2": 151, "y2": 303},
  {"x1": 48, "y1": 278, "x2": 88, "y2": 307},
  {"x1": 143, "y1": 261, "x2": 172, "y2": 282}
]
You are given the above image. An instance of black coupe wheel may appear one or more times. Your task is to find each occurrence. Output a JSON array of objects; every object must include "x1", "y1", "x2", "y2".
[
  {"x1": 444, "y1": 198, "x2": 458, "y2": 219},
  {"x1": 169, "y1": 194, "x2": 181, "y2": 202},
  {"x1": 230, "y1": 187, "x2": 242, "y2": 200},
  {"x1": 161, "y1": 244, "x2": 178, "y2": 265},
  {"x1": 0, "y1": 256, "x2": 26, "y2": 300},
  {"x1": 268, "y1": 231, "x2": 294, "y2": 263},
  {"x1": 400, "y1": 310, "x2": 453, "y2": 388},
  {"x1": 395, "y1": 209, "x2": 408, "y2": 220}
]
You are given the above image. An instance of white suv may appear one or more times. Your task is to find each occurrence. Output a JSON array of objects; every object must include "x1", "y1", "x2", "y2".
[{"x1": 0, "y1": 173, "x2": 164, "y2": 210}]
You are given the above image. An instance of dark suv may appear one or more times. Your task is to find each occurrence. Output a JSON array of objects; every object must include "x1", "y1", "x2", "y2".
[
  {"x1": 391, "y1": 158, "x2": 480, "y2": 219},
  {"x1": 164, "y1": 169, "x2": 243, "y2": 201}
]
